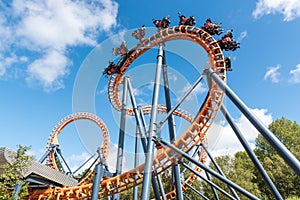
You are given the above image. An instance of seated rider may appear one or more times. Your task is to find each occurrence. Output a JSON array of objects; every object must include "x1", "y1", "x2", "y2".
[
  {"x1": 162, "y1": 16, "x2": 171, "y2": 28},
  {"x1": 119, "y1": 41, "x2": 128, "y2": 55},
  {"x1": 222, "y1": 29, "x2": 233, "y2": 43},
  {"x1": 104, "y1": 60, "x2": 118, "y2": 75},
  {"x1": 113, "y1": 41, "x2": 128, "y2": 56},
  {"x1": 225, "y1": 57, "x2": 232, "y2": 71},
  {"x1": 202, "y1": 18, "x2": 223, "y2": 35},
  {"x1": 132, "y1": 25, "x2": 146, "y2": 41},
  {"x1": 204, "y1": 18, "x2": 213, "y2": 29},
  {"x1": 178, "y1": 12, "x2": 188, "y2": 25},
  {"x1": 178, "y1": 12, "x2": 196, "y2": 26},
  {"x1": 218, "y1": 29, "x2": 240, "y2": 51},
  {"x1": 153, "y1": 16, "x2": 171, "y2": 28}
]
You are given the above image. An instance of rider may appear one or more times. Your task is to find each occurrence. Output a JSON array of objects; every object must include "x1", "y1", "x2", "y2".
[
  {"x1": 221, "y1": 29, "x2": 233, "y2": 43},
  {"x1": 224, "y1": 29, "x2": 233, "y2": 38},
  {"x1": 132, "y1": 25, "x2": 146, "y2": 41},
  {"x1": 103, "y1": 60, "x2": 117, "y2": 75},
  {"x1": 219, "y1": 29, "x2": 240, "y2": 51},
  {"x1": 204, "y1": 18, "x2": 213, "y2": 29},
  {"x1": 112, "y1": 41, "x2": 128, "y2": 56},
  {"x1": 178, "y1": 12, "x2": 196, "y2": 26},
  {"x1": 225, "y1": 57, "x2": 232, "y2": 71},
  {"x1": 119, "y1": 41, "x2": 128, "y2": 55},
  {"x1": 153, "y1": 16, "x2": 171, "y2": 28},
  {"x1": 178, "y1": 12, "x2": 188, "y2": 25},
  {"x1": 162, "y1": 16, "x2": 171, "y2": 28}
]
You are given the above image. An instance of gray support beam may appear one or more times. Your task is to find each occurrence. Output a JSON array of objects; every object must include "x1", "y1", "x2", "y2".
[
  {"x1": 220, "y1": 105, "x2": 283, "y2": 199},
  {"x1": 161, "y1": 52, "x2": 183, "y2": 200},
  {"x1": 205, "y1": 171, "x2": 219, "y2": 200},
  {"x1": 184, "y1": 182, "x2": 210, "y2": 200},
  {"x1": 158, "y1": 74, "x2": 204, "y2": 130},
  {"x1": 181, "y1": 144, "x2": 201, "y2": 174},
  {"x1": 115, "y1": 77, "x2": 129, "y2": 175},
  {"x1": 73, "y1": 153, "x2": 96, "y2": 174},
  {"x1": 13, "y1": 182, "x2": 23, "y2": 199},
  {"x1": 181, "y1": 162, "x2": 236, "y2": 200},
  {"x1": 113, "y1": 77, "x2": 129, "y2": 200},
  {"x1": 127, "y1": 79, "x2": 162, "y2": 199},
  {"x1": 205, "y1": 67, "x2": 300, "y2": 176},
  {"x1": 127, "y1": 80, "x2": 148, "y2": 150},
  {"x1": 201, "y1": 144, "x2": 240, "y2": 199},
  {"x1": 133, "y1": 126, "x2": 140, "y2": 200},
  {"x1": 141, "y1": 42, "x2": 165, "y2": 200},
  {"x1": 156, "y1": 174, "x2": 167, "y2": 200},
  {"x1": 55, "y1": 148, "x2": 73, "y2": 176},
  {"x1": 183, "y1": 193, "x2": 192, "y2": 200},
  {"x1": 38, "y1": 145, "x2": 54, "y2": 163},
  {"x1": 91, "y1": 163, "x2": 104, "y2": 200},
  {"x1": 158, "y1": 138, "x2": 260, "y2": 200}
]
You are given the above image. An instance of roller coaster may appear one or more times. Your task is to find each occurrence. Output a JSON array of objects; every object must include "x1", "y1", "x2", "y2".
[{"x1": 25, "y1": 15, "x2": 300, "y2": 200}]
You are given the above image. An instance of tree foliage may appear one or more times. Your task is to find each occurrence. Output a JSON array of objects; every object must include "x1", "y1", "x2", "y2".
[
  {"x1": 0, "y1": 145, "x2": 33, "y2": 200},
  {"x1": 255, "y1": 117, "x2": 300, "y2": 199},
  {"x1": 200, "y1": 117, "x2": 299, "y2": 199}
]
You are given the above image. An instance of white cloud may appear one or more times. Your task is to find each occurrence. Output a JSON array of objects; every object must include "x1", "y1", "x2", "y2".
[
  {"x1": 238, "y1": 31, "x2": 247, "y2": 41},
  {"x1": 209, "y1": 108, "x2": 273, "y2": 157},
  {"x1": 26, "y1": 49, "x2": 70, "y2": 91},
  {"x1": 264, "y1": 65, "x2": 281, "y2": 83},
  {"x1": 253, "y1": 0, "x2": 300, "y2": 21},
  {"x1": 67, "y1": 152, "x2": 92, "y2": 163},
  {"x1": 0, "y1": 53, "x2": 27, "y2": 77},
  {"x1": 0, "y1": 0, "x2": 119, "y2": 91},
  {"x1": 289, "y1": 64, "x2": 300, "y2": 83}
]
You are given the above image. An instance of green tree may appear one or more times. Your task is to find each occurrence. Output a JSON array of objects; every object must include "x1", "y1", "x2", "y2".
[
  {"x1": 0, "y1": 145, "x2": 33, "y2": 200},
  {"x1": 201, "y1": 153, "x2": 261, "y2": 200},
  {"x1": 255, "y1": 117, "x2": 300, "y2": 199}
]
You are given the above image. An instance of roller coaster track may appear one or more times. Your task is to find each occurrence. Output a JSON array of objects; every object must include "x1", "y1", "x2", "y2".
[{"x1": 29, "y1": 25, "x2": 226, "y2": 199}]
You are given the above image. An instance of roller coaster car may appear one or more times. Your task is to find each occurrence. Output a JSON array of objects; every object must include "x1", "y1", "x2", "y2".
[
  {"x1": 103, "y1": 61, "x2": 119, "y2": 76},
  {"x1": 132, "y1": 25, "x2": 146, "y2": 41},
  {"x1": 103, "y1": 49, "x2": 135, "y2": 76},
  {"x1": 218, "y1": 39, "x2": 240, "y2": 51},
  {"x1": 218, "y1": 30, "x2": 240, "y2": 51},
  {"x1": 152, "y1": 16, "x2": 171, "y2": 28},
  {"x1": 178, "y1": 12, "x2": 196, "y2": 26},
  {"x1": 225, "y1": 57, "x2": 232, "y2": 71},
  {"x1": 202, "y1": 20, "x2": 223, "y2": 35},
  {"x1": 112, "y1": 41, "x2": 128, "y2": 56}
]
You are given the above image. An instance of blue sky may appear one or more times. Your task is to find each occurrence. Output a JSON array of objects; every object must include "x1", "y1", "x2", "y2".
[{"x1": 1, "y1": 0, "x2": 300, "y2": 172}]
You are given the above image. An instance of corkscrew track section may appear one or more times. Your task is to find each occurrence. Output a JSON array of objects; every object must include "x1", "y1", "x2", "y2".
[{"x1": 30, "y1": 25, "x2": 226, "y2": 199}]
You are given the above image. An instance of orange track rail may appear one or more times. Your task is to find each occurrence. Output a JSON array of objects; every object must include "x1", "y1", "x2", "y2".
[{"x1": 28, "y1": 25, "x2": 226, "y2": 199}]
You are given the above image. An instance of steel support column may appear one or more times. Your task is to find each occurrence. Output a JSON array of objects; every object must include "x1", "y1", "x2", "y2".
[
  {"x1": 220, "y1": 105, "x2": 283, "y2": 199},
  {"x1": 141, "y1": 42, "x2": 165, "y2": 200},
  {"x1": 115, "y1": 77, "x2": 129, "y2": 175},
  {"x1": 127, "y1": 78, "x2": 162, "y2": 199},
  {"x1": 204, "y1": 67, "x2": 300, "y2": 176},
  {"x1": 133, "y1": 126, "x2": 139, "y2": 200},
  {"x1": 91, "y1": 163, "x2": 104, "y2": 200},
  {"x1": 158, "y1": 138, "x2": 260, "y2": 200},
  {"x1": 181, "y1": 162, "x2": 236, "y2": 200},
  {"x1": 113, "y1": 77, "x2": 129, "y2": 200},
  {"x1": 161, "y1": 52, "x2": 183, "y2": 200},
  {"x1": 184, "y1": 182, "x2": 210, "y2": 200},
  {"x1": 201, "y1": 144, "x2": 240, "y2": 199},
  {"x1": 205, "y1": 171, "x2": 219, "y2": 200}
]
